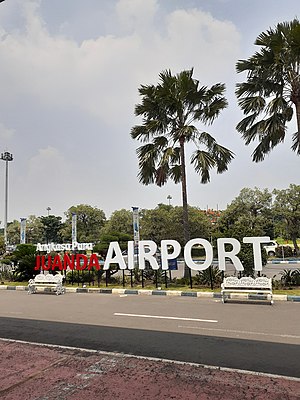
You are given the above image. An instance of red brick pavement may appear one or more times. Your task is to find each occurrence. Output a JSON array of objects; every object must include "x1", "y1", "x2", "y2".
[{"x1": 0, "y1": 339, "x2": 299, "y2": 400}]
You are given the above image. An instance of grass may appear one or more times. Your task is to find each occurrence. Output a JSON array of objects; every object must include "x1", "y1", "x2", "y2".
[{"x1": 275, "y1": 238, "x2": 300, "y2": 246}]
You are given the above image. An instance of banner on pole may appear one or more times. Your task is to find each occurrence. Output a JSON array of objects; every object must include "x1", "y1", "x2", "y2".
[
  {"x1": 132, "y1": 207, "x2": 140, "y2": 251},
  {"x1": 20, "y1": 218, "x2": 26, "y2": 244},
  {"x1": 71, "y1": 213, "x2": 77, "y2": 243}
]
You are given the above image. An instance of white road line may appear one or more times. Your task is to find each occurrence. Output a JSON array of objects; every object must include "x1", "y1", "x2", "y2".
[
  {"x1": 114, "y1": 313, "x2": 218, "y2": 323},
  {"x1": 178, "y1": 325, "x2": 300, "y2": 340},
  {"x1": 1, "y1": 337, "x2": 300, "y2": 382}
]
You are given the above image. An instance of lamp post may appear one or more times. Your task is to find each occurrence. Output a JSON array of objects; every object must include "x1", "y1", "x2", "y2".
[
  {"x1": 1, "y1": 151, "x2": 13, "y2": 247},
  {"x1": 46, "y1": 207, "x2": 51, "y2": 216},
  {"x1": 167, "y1": 195, "x2": 172, "y2": 206}
]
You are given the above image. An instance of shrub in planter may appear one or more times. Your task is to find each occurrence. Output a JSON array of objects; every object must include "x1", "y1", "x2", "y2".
[
  {"x1": 275, "y1": 246, "x2": 293, "y2": 258},
  {"x1": 194, "y1": 266, "x2": 222, "y2": 287}
]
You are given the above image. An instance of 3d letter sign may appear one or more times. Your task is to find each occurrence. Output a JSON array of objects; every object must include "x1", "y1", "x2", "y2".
[{"x1": 35, "y1": 236, "x2": 270, "y2": 272}]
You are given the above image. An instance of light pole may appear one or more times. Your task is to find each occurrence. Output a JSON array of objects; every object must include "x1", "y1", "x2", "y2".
[
  {"x1": 167, "y1": 195, "x2": 172, "y2": 206},
  {"x1": 46, "y1": 207, "x2": 51, "y2": 216},
  {"x1": 1, "y1": 151, "x2": 13, "y2": 247}
]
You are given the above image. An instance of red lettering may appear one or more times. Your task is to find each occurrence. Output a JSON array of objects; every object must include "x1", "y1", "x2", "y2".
[
  {"x1": 41, "y1": 255, "x2": 51, "y2": 271},
  {"x1": 34, "y1": 255, "x2": 41, "y2": 270},
  {"x1": 88, "y1": 254, "x2": 100, "y2": 270},
  {"x1": 51, "y1": 254, "x2": 63, "y2": 271},
  {"x1": 76, "y1": 254, "x2": 88, "y2": 270},
  {"x1": 63, "y1": 254, "x2": 75, "y2": 270}
]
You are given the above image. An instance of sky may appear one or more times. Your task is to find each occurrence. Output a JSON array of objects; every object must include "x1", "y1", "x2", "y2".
[{"x1": 0, "y1": 0, "x2": 299, "y2": 224}]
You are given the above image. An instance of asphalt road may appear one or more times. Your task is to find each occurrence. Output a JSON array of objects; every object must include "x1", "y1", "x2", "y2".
[
  {"x1": 0, "y1": 291, "x2": 299, "y2": 378},
  {"x1": 223, "y1": 262, "x2": 299, "y2": 279}
]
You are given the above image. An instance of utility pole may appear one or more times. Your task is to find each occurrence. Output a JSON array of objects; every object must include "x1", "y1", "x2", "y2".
[{"x1": 1, "y1": 151, "x2": 13, "y2": 247}]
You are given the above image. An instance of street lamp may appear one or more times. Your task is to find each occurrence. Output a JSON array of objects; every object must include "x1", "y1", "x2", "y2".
[
  {"x1": 46, "y1": 207, "x2": 51, "y2": 216},
  {"x1": 1, "y1": 151, "x2": 13, "y2": 247},
  {"x1": 167, "y1": 195, "x2": 172, "y2": 206}
]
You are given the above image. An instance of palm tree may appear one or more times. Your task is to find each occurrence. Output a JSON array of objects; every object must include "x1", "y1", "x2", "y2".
[
  {"x1": 236, "y1": 19, "x2": 300, "y2": 161},
  {"x1": 131, "y1": 69, "x2": 234, "y2": 277}
]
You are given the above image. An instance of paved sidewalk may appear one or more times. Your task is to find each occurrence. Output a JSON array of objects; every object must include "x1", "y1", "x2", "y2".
[{"x1": 0, "y1": 339, "x2": 299, "y2": 400}]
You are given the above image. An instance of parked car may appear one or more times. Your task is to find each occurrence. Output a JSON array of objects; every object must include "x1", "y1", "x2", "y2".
[{"x1": 261, "y1": 241, "x2": 279, "y2": 257}]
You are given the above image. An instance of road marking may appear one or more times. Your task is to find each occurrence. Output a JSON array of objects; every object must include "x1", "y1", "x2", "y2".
[
  {"x1": 178, "y1": 325, "x2": 300, "y2": 340},
  {"x1": 114, "y1": 313, "x2": 218, "y2": 323},
  {"x1": 1, "y1": 337, "x2": 300, "y2": 382}
]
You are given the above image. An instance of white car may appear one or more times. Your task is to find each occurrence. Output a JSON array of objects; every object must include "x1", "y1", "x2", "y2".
[{"x1": 261, "y1": 241, "x2": 278, "y2": 257}]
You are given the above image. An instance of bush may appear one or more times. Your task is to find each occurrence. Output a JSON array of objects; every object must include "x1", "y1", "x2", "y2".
[
  {"x1": 10, "y1": 244, "x2": 37, "y2": 281},
  {"x1": 280, "y1": 269, "x2": 300, "y2": 286},
  {"x1": 275, "y1": 246, "x2": 294, "y2": 258},
  {"x1": 194, "y1": 266, "x2": 222, "y2": 288}
]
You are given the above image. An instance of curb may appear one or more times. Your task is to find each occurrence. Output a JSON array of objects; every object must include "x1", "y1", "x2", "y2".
[
  {"x1": 267, "y1": 260, "x2": 300, "y2": 264},
  {"x1": 1, "y1": 285, "x2": 300, "y2": 302}
]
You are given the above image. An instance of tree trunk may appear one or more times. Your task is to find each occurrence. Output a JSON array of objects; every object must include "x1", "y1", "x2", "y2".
[
  {"x1": 179, "y1": 137, "x2": 190, "y2": 279},
  {"x1": 292, "y1": 236, "x2": 300, "y2": 256},
  {"x1": 291, "y1": 93, "x2": 300, "y2": 153}
]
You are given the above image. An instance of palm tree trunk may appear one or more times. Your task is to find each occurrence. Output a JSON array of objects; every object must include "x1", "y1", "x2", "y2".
[
  {"x1": 296, "y1": 102, "x2": 300, "y2": 153},
  {"x1": 179, "y1": 137, "x2": 191, "y2": 280}
]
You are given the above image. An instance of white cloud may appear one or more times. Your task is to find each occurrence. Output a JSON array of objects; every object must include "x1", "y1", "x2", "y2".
[
  {"x1": 0, "y1": 1, "x2": 241, "y2": 123},
  {"x1": 0, "y1": 0, "x2": 243, "y2": 221},
  {"x1": 5, "y1": 0, "x2": 297, "y2": 221}
]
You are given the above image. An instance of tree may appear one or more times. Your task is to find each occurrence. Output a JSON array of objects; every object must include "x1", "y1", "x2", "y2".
[
  {"x1": 218, "y1": 187, "x2": 272, "y2": 276},
  {"x1": 10, "y1": 244, "x2": 36, "y2": 281},
  {"x1": 61, "y1": 204, "x2": 106, "y2": 243},
  {"x1": 141, "y1": 204, "x2": 211, "y2": 247},
  {"x1": 6, "y1": 220, "x2": 20, "y2": 245},
  {"x1": 140, "y1": 204, "x2": 174, "y2": 243},
  {"x1": 218, "y1": 187, "x2": 274, "y2": 239},
  {"x1": 6, "y1": 216, "x2": 45, "y2": 245},
  {"x1": 273, "y1": 184, "x2": 300, "y2": 254},
  {"x1": 101, "y1": 209, "x2": 133, "y2": 236},
  {"x1": 236, "y1": 19, "x2": 300, "y2": 161},
  {"x1": 131, "y1": 69, "x2": 234, "y2": 276},
  {"x1": 40, "y1": 215, "x2": 63, "y2": 243},
  {"x1": 0, "y1": 235, "x2": 5, "y2": 255},
  {"x1": 26, "y1": 215, "x2": 44, "y2": 244}
]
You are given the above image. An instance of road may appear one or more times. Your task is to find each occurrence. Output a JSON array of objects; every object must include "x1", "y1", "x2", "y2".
[
  {"x1": 223, "y1": 261, "x2": 299, "y2": 279},
  {"x1": 0, "y1": 291, "x2": 299, "y2": 378},
  {"x1": 150, "y1": 260, "x2": 300, "y2": 280}
]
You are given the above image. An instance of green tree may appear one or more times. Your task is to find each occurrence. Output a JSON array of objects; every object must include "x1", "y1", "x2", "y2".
[
  {"x1": 11, "y1": 244, "x2": 36, "y2": 281},
  {"x1": 140, "y1": 204, "x2": 174, "y2": 243},
  {"x1": 218, "y1": 187, "x2": 272, "y2": 276},
  {"x1": 40, "y1": 215, "x2": 63, "y2": 243},
  {"x1": 101, "y1": 209, "x2": 133, "y2": 236},
  {"x1": 6, "y1": 220, "x2": 20, "y2": 245},
  {"x1": 94, "y1": 232, "x2": 132, "y2": 255},
  {"x1": 131, "y1": 69, "x2": 234, "y2": 276},
  {"x1": 26, "y1": 215, "x2": 44, "y2": 244},
  {"x1": 61, "y1": 204, "x2": 106, "y2": 243},
  {"x1": 0, "y1": 235, "x2": 5, "y2": 255},
  {"x1": 236, "y1": 19, "x2": 300, "y2": 161},
  {"x1": 218, "y1": 187, "x2": 274, "y2": 238},
  {"x1": 273, "y1": 184, "x2": 300, "y2": 254},
  {"x1": 140, "y1": 204, "x2": 211, "y2": 247}
]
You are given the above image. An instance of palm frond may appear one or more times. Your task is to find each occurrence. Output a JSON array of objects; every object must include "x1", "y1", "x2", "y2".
[
  {"x1": 291, "y1": 130, "x2": 300, "y2": 154},
  {"x1": 169, "y1": 164, "x2": 181, "y2": 183},
  {"x1": 211, "y1": 144, "x2": 235, "y2": 173},
  {"x1": 190, "y1": 150, "x2": 216, "y2": 183},
  {"x1": 236, "y1": 18, "x2": 300, "y2": 161},
  {"x1": 132, "y1": 68, "x2": 232, "y2": 188}
]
